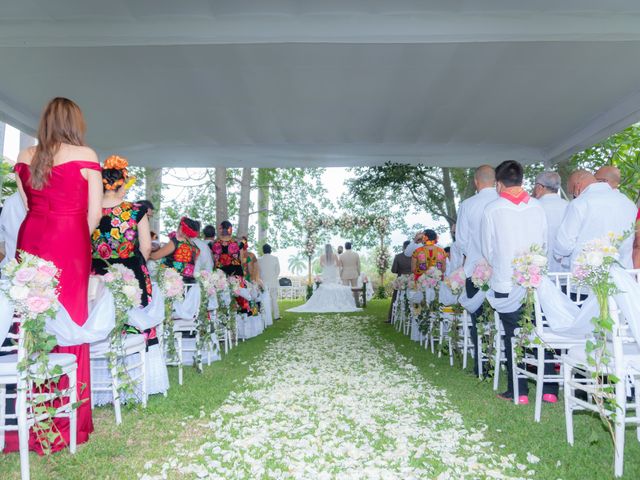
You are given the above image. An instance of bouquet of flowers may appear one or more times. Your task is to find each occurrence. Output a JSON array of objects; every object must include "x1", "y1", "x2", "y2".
[
  {"x1": 444, "y1": 267, "x2": 466, "y2": 296},
  {"x1": 417, "y1": 267, "x2": 443, "y2": 290},
  {"x1": 375, "y1": 247, "x2": 391, "y2": 275},
  {"x1": 571, "y1": 232, "x2": 629, "y2": 436},
  {"x1": 211, "y1": 269, "x2": 228, "y2": 291},
  {"x1": 1, "y1": 252, "x2": 66, "y2": 454},
  {"x1": 471, "y1": 259, "x2": 492, "y2": 291},
  {"x1": 195, "y1": 270, "x2": 218, "y2": 297},
  {"x1": 103, "y1": 264, "x2": 142, "y2": 399},
  {"x1": 314, "y1": 275, "x2": 323, "y2": 285},
  {"x1": 392, "y1": 275, "x2": 410, "y2": 291},
  {"x1": 512, "y1": 244, "x2": 547, "y2": 289},
  {"x1": 2, "y1": 253, "x2": 60, "y2": 319},
  {"x1": 157, "y1": 267, "x2": 183, "y2": 364}
]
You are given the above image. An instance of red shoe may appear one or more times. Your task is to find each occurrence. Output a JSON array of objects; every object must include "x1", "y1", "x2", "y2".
[
  {"x1": 517, "y1": 395, "x2": 529, "y2": 405},
  {"x1": 542, "y1": 393, "x2": 558, "y2": 403}
]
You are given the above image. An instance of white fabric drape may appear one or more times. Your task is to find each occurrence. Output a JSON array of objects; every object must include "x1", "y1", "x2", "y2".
[
  {"x1": 173, "y1": 283, "x2": 201, "y2": 319},
  {"x1": 0, "y1": 291, "x2": 14, "y2": 346},
  {"x1": 459, "y1": 288, "x2": 485, "y2": 314},
  {"x1": 127, "y1": 283, "x2": 165, "y2": 331}
]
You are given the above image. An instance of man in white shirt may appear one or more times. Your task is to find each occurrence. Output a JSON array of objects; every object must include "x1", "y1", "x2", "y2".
[
  {"x1": 555, "y1": 170, "x2": 637, "y2": 270},
  {"x1": 445, "y1": 224, "x2": 464, "y2": 275},
  {"x1": 193, "y1": 225, "x2": 214, "y2": 273},
  {"x1": 258, "y1": 244, "x2": 281, "y2": 320},
  {"x1": 454, "y1": 165, "x2": 498, "y2": 377},
  {"x1": 0, "y1": 192, "x2": 27, "y2": 269},
  {"x1": 481, "y1": 160, "x2": 551, "y2": 404},
  {"x1": 532, "y1": 171, "x2": 569, "y2": 273}
]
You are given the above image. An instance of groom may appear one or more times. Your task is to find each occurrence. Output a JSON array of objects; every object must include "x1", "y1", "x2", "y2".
[{"x1": 339, "y1": 242, "x2": 361, "y2": 287}]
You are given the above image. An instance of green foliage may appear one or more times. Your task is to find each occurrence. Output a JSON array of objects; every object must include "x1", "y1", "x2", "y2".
[
  {"x1": 1, "y1": 156, "x2": 17, "y2": 201},
  {"x1": 347, "y1": 163, "x2": 474, "y2": 230}
]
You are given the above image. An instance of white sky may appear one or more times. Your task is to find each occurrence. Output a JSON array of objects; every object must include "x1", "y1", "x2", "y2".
[{"x1": 3, "y1": 124, "x2": 448, "y2": 276}]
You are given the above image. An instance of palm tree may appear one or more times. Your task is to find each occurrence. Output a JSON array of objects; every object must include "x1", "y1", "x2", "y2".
[{"x1": 288, "y1": 252, "x2": 307, "y2": 275}]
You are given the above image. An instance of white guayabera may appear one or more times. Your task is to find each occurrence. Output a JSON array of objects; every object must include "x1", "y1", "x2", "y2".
[{"x1": 139, "y1": 315, "x2": 534, "y2": 480}]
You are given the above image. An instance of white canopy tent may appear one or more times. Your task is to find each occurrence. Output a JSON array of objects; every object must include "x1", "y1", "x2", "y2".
[{"x1": 1, "y1": 1, "x2": 640, "y2": 168}]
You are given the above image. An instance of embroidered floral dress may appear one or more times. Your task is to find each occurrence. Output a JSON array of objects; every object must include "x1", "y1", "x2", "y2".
[
  {"x1": 161, "y1": 234, "x2": 200, "y2": 283},
  {"x1": 210, "y1": 238, "x2": 245, "y2": 277},
  {"x1": 91, "y1": 201, "x2": 153, "y2": 306},
  {"x1": 412, "y1": 243, "x2": 447, "y2": 278}
]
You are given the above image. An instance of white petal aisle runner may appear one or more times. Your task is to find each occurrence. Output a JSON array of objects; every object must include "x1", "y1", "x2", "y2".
[{"x1": 140, "y1": 315, "x2": 534, "y2": 479}]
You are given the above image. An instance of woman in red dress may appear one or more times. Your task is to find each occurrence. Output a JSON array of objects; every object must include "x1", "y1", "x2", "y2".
[{"x1": 8, "y1": 97, "x2": 103, "y2": 453}]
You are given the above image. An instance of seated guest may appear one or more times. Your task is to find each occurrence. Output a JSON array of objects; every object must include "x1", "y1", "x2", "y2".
[
  {"x1": 481, "y1": 160, "x2": 554, "y2": 404},
  {"x1": 532, "y1": 171, "x2": 569, "y2": 272},
  {"x1": 594, "y1": 165, "x2": 621, "y2": 190},
  {"x1": 410, "y1": 229, "x2": 446, "y2": 278},
  {"x1": 446, "y1": 223, "x2": 463, "y2": 274},
  {"x1": 150, "y1": 216, "x2": 201, "y2": 283},
  {"x1": 455, "y1": 164, "x2": 498, "y2": 377},
  {"x1": 388, "y1": 240, "x2": 412, "y2": 322},
  {"x1": 92, "y1": 156, "x2": 153, "y2": 306},
  {"x1": 555, "y1": 169, "x2": 637, "y2": 269}
]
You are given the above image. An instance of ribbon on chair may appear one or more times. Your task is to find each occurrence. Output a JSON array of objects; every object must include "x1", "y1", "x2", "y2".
[
  {"x1": 127, "y1": 282, "x2": 165, "y2": 331},
  {"x1": 0, "y1": 291, "x2": 14, "y2": 346},
  {"x1": 173, "y1": 283, "x2": 201, "y2": 319},
  {"x1": 459, "y1": 287, "x2": 485, "y2": 314},
  {"x1": 486, "y1": 287, "x2": 526, "y2": 314},
  {"x1": 438, "y1": 283, "x2": 458, "y2": 306},
  {"x1": 46, "y1": 283, "x2": 116, "y2": 346}
]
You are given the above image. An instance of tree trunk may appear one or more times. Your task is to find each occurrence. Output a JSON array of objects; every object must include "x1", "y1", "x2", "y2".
[
  {"x1": 215, "y1": 167, "x2": 229, "y2": 229},
  {"x1": 237, "y1": 167, "x2": 252, "y2": 238},
  {"x1": 440, "y1": 167, "x2": 458, "y2": 229},
  {"x1": 144, "y1": 167, "x2": 163, "y2": 234},
  {"x1": 555, "y1": 158, "x2": 573, "y2": 200},
  {"x1": 257, "y1": 168, "x2": 271, "y2": 247}
]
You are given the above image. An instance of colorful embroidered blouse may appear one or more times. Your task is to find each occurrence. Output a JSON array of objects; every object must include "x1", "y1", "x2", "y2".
[
  {"x1": 92, "y1": 201, "x2": 148, "y2": 261},
  {"x1": 161, "y1": 235, "x2": 200, "y2": 279},
  {"x1": 210, "y1": 238, "x2": 245, "y2": 277},
  {"x1": 412, "y1": 244, "x2": 447, "y2": 276}
]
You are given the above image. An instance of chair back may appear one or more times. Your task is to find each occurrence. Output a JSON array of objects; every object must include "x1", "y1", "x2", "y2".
[{"x1": 532, "y1": 272, "x2": 587, "y2": 335}]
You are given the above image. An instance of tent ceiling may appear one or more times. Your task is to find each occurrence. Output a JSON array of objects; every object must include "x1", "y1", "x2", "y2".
[{"x1": 1, "y1": 1, "x2": 640, "y2": 168}]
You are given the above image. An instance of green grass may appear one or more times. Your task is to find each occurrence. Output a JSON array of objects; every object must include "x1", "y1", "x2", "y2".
[
  {"x1": 1, "y1": 299, "x2": 638, "y2": 479},
  {"x1": 364, "y1": 300, "x2": 640, "y2": 480}
]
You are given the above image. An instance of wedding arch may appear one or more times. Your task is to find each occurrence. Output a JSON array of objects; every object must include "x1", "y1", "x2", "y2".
[{"x1": 302, "y1": 214, "x2": 391, "y2": 294}]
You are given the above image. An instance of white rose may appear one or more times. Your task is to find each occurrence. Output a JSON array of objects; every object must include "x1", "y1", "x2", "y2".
[
  {"x1": 531, "y1": 254, "x2": 547, "y2": 267},
  {"x1": 586, "y1": 251, "x2": 604, "y2": 267},
  {"x1": 122, "y1": 284, "x2": 138, "y2": 300},
  {"x1": 9, "y1": 284, "x2": 30, "y2": 301}
]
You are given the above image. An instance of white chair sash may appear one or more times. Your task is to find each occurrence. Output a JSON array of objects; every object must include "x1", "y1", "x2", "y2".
[
  {"x1": 46, "y1": 284, "x2": 116, "y2": 346},
  {"x1": 438, "y1": 283, "x2": 458, "y2": 306},
  {"x1": 0, "y1": 291, "x2": 14, "y2": 346},
  {"x1": 459, "y1": 287, "x2": 485, "y2": 314},
  {"x1": 127, "y1": 283, "x2": 165, "y2": 331},
  {"x1": 486, "y1": 287, "x2": 526, "y2": 314},
  {"x1": 173, "y1": 283, "x2": 201, "y2": 319}
]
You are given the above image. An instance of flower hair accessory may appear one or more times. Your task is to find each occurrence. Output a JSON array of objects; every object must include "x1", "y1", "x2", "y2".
[
  {"x1": 103, "y1": 155, "x2": 129, "y2": 191},
  {"x1": 180, "y1": 217, "x2": 198, "y2": 238}
]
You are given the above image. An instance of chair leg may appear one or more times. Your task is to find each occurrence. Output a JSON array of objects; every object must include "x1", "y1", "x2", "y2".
[
  {"x1": 111, "y1": 364, "x2": 122, "y2": 425},
  {"x1": 462, "y1": 325, "x2": 469, "y2": 370},
  {"x1": 477, "y1": 333, "x2": 484, "y2": 380},
  {"x1": 68, "y1": 369, "x2": 77, "y2": 454},
  {"x1": 140, "y1": 350, "x2": 148, "y2": 408},
  {"x1": 614, "y1": 380, "x2": 627, "y2": 477},
  {"x1": 17, "y1": 379, "x2": 30, "y2": 480},
  {"x1": 493, "y1": 336, "x2": 501, "y2": 392},
  {"x1": 511, "y1": 344, "x2": 519, "y2": 403},
  {"x1": 0, "y1": 384, "x2": 6, "y2": 451},
  {"x1": 635, "y1": 377, "x2": 640, "y2": 442},
  {"x1": 534, "y1": 347, "x2": 545, "y2": 422},
  {"x1": 563, "y1": 362, "x2": 574, "y2": 445}
]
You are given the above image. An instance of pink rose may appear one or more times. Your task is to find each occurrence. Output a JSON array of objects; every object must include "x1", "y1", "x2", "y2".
[
  {"x1": 122, "y1": 269, "x2": 136, "y2": 282},
  {"x1": 228, "y1": 242, "x2": 240, "y2": 255},
  {"x1": 15, "y1": 267, "x2": 37, "y2": 284},
  {"x1": 26, "y1": 295, "x2": 52, "y2": 314},
  {"x1": 97, "y1": 243, "x2": 112, "y2": 259},
  {"x1": 37, "y1": 264, "x2": 57, "y2": 278},
  {"x1": 211, "y1": 242, "x2": 223, "y2": 255},
  {"x1": 103, "y1": 272, "x2": 115, "y2": 283},
  {"x1": 530, "y1": 274, "x2": 542, "y2": 287}
]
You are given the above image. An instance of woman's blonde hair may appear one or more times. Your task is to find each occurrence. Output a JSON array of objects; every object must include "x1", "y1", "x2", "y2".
[{"x1": 30, "y1": 97, "x2": 86, "y2": 189}]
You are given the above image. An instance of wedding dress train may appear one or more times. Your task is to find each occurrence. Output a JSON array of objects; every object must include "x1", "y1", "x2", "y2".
[{"x1": 288, "y1": 257, "x2": 360, "y2": 313}]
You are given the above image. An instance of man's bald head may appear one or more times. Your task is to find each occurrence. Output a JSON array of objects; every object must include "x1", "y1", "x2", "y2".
[
  {"x1": 474, "y1": 165, "x2": 496, "y2": 190},
  {"x1": 567, "y1": 169, "x2": 597, "y2": 198},
  {"x1": 595, "y1": 165, "x2": 621, "y2": 189}
]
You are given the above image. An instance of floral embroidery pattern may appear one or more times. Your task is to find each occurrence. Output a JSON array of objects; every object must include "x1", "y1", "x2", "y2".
[
  {"x1": 92, "y1": 202, "x2": 145, "y2": 261},
  {"x1": 161, "y1": 236, "x2": 199, "y2": 278}
]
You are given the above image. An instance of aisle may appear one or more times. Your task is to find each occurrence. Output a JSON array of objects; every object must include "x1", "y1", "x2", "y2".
[{"x1": 140, "y1": 314, "x2": 534, "y2": 479}]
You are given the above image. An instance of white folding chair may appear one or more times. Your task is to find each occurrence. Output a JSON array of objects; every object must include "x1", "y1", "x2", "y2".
[
  {"x1": 563, "y1": 297, "x2": 640, "y2": 477},
  {"x1": 477, "y1": 311, "x2": 506, "y2": 385},
  {"x1": 512, "y1": 272, "x2": 587, "y2": 420},
  {"x1": 90, "y1": 333, "x2": 147, "y2": 425},
  {"x1": 0, "y1": 316, "x2": 78, "y2": 480}
]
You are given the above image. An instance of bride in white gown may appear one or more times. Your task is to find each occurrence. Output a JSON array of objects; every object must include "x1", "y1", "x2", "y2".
[{"x1": 288, "y1": 244, "x2": 360, "y2": 313}]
